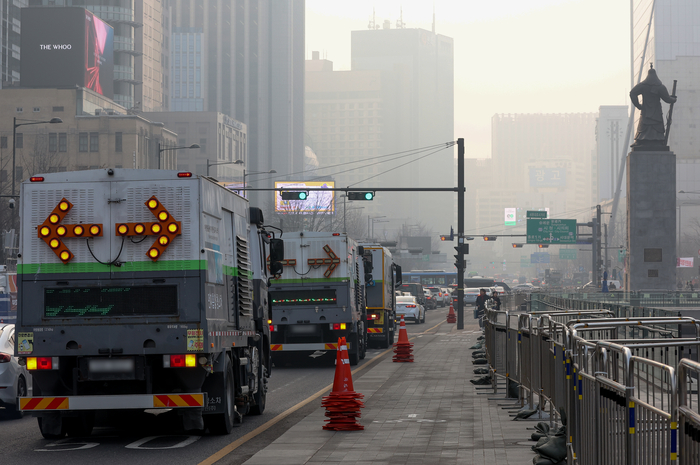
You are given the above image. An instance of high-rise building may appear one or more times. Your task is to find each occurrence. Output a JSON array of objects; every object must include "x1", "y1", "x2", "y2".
[
  {"x1": 596, "y1": 106, "x2": 628, "y2": 201},
  {"x1": 28, "y1": 0, "x2": 171, "y2": 112},
  {"x1": 350, "y1": 25, "x2": 454, "y2": 231},
  {"x1": 170, "y1": 0, "x2": 305, "y2": 209},
  {"x1": 0, "y1": 0, "x2": 27, "y2": 87}
]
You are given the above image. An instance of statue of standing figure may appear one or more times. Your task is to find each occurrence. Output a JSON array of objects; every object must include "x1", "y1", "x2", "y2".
[{"x1": 630, "y1": 64, "x2": 677, "y2": 150}]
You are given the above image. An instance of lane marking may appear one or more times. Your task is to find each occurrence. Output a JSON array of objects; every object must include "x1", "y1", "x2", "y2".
[
  {"x1": 199, "y1": 346, "x2": 394, "y2": 465},
  {"x1": 200, "y1": 319, "x2": 446, "y2": 465}
]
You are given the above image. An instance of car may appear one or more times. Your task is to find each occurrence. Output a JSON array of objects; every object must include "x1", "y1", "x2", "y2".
[
  {"x1": 400, "y1": 283, "x2": 427, "y2": 307},
  {"x1": 456, "y1": 287, "x2": 481, "y2": 305},
  {"x1": 425, "y1": 286, "x2": 448, "y2": 307},
  {"x1": 423, "y1": 289, "x2": 438, "y2": 310},
  {"x1": 0, "y1": 324, "x2": 32, "y2": 418},
  {"x1": 396, "y1": 296, "x2": 425, "y2": 324},
  {"x1": 440, "y1": 287, "x2": 452, "y2": 306}
]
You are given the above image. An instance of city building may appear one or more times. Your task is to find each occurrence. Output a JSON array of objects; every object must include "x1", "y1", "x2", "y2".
[
  {"x1": 141, "y1": 111, "x2": 246, "y2": 182},
  {"x1": 0, "y1": 0, "x2": 27, "y2": 87},
  {"x1": 170, "y1": 0, "x2": 305, "y2": 209},
  {"x1": 0, "y1": 88, "x2": 176, "y2": 191},
  {"x1": 28, "y1": 0, "x2": 171, "y2": 112}
]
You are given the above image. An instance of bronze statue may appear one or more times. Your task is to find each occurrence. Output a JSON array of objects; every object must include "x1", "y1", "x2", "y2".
[{"x1": 630, "y1": 64, "x2": 677, "y2": 150}]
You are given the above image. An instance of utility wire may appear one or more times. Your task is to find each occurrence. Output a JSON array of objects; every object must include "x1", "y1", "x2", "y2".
[
  {"x1": 348, "y1": 142, "x2": 455, "y2": 187},
  {"x1": 247, "y1": 141, "x2": 455, "y2": 185}
]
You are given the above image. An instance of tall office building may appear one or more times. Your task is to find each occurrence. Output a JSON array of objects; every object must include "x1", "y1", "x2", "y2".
[
  {"x1": 0, "y1": 0, "x2": 27, "y2": 87},
  {"x1": 309, "y1": 23, "x2": 454, "y2": 233},
  {"x1": 170, "y1": 0, "x2": 305, "y2": 209},
  {"x1": 28, "y1": 0, "x2": 171, "y2": 112}
]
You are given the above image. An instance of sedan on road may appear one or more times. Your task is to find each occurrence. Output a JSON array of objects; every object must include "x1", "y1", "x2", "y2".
[
  {"x1": 396, "y1": 296, "x2": 425, "y2": 324},
  {"x1": 0, "y1": 323, "x2": 32, "y2": 418}
]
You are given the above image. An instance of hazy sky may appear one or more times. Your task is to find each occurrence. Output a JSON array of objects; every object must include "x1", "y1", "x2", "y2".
[{"x1": 306, "y1": 0, "x2": 631, "y2": 158}]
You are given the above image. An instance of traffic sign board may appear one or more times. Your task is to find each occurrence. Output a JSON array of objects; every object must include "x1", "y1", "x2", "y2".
[
  {"x1": 527, "y1": 210, "x2": 548, "y2": 219},
  {"x1": 531, "y1": 252, "x2": 550, "y2": 264},
  {"x1": 559, "y1": 249, "x2": 577, "y2": 260},
  {"x1": 527, "y1": 219, "x2": 577, "y2": 244}
]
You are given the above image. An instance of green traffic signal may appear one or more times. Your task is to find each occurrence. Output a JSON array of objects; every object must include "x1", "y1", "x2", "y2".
[
  {"x1": 348, "y1": 191, "x2": 375, "y2": 201},
  {"x1": 281, "y1": 191, "x2": 308, "y2": 200}
]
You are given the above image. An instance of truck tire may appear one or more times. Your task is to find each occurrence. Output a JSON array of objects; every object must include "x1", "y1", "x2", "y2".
[
  {"x1": 38, "y1": 416, "x2": 66, "y2": 440},
  {"x1": 205, "y1": 363, "x2": 235, "y2": 435},
  {"x1": 348, "y1": 333, "x2": 360, "y2": 366},
  {"x1": 249, "y1": 364, "x2": 267, "y2": 415}
]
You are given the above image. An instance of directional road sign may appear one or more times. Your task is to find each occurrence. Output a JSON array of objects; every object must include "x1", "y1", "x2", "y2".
[
  {"x1": 559, "y1": 249, "x2": 577, "y2": 260},
  {"x1": 530, "y1": 252, "x2": 550, "y2": 264},
  {"x1": 527, "y1": 210, "x2": 548, "y2": 219},
  {"x1": 526, "y1": 219, "x2": 577, "y2": 244}
]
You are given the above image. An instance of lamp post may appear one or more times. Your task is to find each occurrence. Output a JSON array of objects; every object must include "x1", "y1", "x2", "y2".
[
  {"x1": 341, "y1": 194, "x2": 364, "y2": 233},
  {"x1": 206, "y1": 158, "x2": 244, "y2": 177},
  {"x1": 12, "y1": 117, "x2": 62, "y2": 222},
  {"x1": 158, "y1": 143, "x2": 200, "y2": 169},
  {"x1": 242, "y1": 169, "x2": 276, "y2": 190},
  {"x1": 368, "y1": 215, "x2": 386, "y2": 240}
]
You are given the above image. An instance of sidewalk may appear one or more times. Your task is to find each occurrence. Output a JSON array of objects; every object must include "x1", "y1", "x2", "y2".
[{"x1": 242, "y1": 320, "x2": 541, "y2": 465}]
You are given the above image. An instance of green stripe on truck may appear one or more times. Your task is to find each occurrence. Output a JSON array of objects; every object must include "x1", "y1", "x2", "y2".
[{"x1": 18, "y1": 260, "x2": 207, "y2": 274}]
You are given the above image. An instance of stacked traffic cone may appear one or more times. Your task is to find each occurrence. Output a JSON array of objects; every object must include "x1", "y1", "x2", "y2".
[
  {"x1": 321, "y1": 337, "x2": 365, "y2": 431},
  {"x1": 392, "y1": 314, "x2": 414, "y2": 362},
  {"x1": 446, "y1": 302, "x2": 457, "y2": 323}
]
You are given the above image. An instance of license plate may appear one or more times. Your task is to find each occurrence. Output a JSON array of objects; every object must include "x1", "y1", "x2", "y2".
[{"x1": 88, "y1": 358, "x2": 135, "y2": 373}]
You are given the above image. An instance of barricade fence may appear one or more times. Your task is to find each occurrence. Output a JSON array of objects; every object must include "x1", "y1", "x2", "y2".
[{"x1": 482, "y1": 305, "x2": 700, "y2": 464}]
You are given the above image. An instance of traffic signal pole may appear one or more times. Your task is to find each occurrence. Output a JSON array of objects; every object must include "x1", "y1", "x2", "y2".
[{"x1": 457, "y1": 138, "x2": 465, "y2": 330}]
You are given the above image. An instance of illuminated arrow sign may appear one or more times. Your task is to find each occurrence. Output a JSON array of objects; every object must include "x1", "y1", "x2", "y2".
[
  {"x1": 37, "y1": 198, "x2": 103, "y2": 263},
  {"x1": 115, "y1": 196, "x2": 182, "y2": 261},
  {"x1": 307, "y1": 244, "x2": 341, "y2": 278}
]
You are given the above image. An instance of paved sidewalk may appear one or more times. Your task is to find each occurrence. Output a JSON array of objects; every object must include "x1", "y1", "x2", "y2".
[{"x1": 243, "y1": 321, "x2": 539, "y2": 465}]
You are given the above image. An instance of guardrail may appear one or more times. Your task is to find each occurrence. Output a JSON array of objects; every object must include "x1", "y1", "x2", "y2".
[{"x1": 482, "y1": 307, "x2": 700, "y2": 464}]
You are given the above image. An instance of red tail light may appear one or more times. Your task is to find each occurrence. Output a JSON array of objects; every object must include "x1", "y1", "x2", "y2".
[
  {"x1": 170, "y1": 354, "x2": 186, "y2": 367},
  {"x1": 367, "y1": 314, "x2": 379, "y2": 320},
  {"x1": 269, "y1": 325, "x2": 275, "y2": 332},
  {"x1": 37, "y1": 357, "x2": 53, "y2": 369},
  {"x1": 405, "y1": 304, "x2": 416, "y2": 308},
  {"x1": 177, "y1": 172, "x2": 192, "y2": 178},
  {"x1": 30, "y1": 176, "x2": 45, "y2": 182},
  {"x1": 333, "y1": 323, "x2": 340, "y2": 330}
]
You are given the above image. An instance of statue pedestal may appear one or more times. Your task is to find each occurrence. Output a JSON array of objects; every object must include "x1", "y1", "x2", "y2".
[{"x1": 626, "y1": 150, "x2": 676, "y2": 291}]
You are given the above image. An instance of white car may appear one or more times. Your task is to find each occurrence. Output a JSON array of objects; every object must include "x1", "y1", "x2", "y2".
[
  {"x1": 463, "y1": 288, "x2": 482, "y2": 305},
  {"x1": 396, "y1": 296, "x2": 425, "y2": 324},
  {"x1": 0, "y1": 324, "x2": 32, "y2": 418}
]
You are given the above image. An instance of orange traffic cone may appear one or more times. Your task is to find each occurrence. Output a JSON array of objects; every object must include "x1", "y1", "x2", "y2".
[
  {"x1": 321, "y1": 337, "x2": 365, "y2": 431},
  {"x1": 446, "y1": 302, "x2": 457, "y2": 323},
  {"x1": 392, "y1": 314, "x2": 414, "y2": 362}
]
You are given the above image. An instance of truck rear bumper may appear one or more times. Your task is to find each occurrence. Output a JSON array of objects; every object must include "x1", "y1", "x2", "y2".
[
  {"x1": 19, "y1": 393, "x2": 206, "y2": 411},
  {"x1": 271, "y1": 342, "x2": 357, "y2": 352}
]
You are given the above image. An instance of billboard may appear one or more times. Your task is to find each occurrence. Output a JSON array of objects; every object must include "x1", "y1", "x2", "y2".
[
  {"x1": 21, "y1": 8, "x2": 114, "y2": 98},
  {"x1": 275, "y1": 181, "x2": 335, "y2": 214},
  {"x1": 529, "y1": 168, "x2": 566, "y2": 188},
  {"x1": 504, "y1": 208, "x2": 516, "y2": 226}
]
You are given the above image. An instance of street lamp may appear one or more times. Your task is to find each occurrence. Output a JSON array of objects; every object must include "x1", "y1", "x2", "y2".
[
  {"x1": 158, "y1": 143, "x2": 199, "y2": 169},
  {"x1": 12, "y1": 117, "x2": 62, "y2": 212},
  {"x1": 368, "y1": 215, "x2": 386, "y2": 240},
  {"x1": 340, "y1": 194, "x2": 364, "y2": 233},
  {"x1": 206, "y1": 158, "x2": 244, "y2": 177}
]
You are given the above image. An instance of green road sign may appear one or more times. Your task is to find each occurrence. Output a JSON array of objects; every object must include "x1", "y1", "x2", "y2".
[
  {"x1": 527, "y1": 210, "x2": 548, "y2": 219},
  {"x1": 559, "y1": 249, "x2": 577, "y2": 260},
  {"x1": 526, "y1": 219, "x2": 577, "y2": 244},
  {"x1": 618, "y1": 249, "x2": 626, "y2": 262},
  {"x1": 520, "y1": 257, "x2": 532, "y2": 268}
]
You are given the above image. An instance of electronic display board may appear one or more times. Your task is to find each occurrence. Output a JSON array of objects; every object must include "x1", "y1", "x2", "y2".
[{"x1": 45, "y1": 286, "x2": 177, "y2": 318}]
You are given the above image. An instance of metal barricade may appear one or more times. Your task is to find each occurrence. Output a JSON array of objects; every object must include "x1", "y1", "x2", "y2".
[{"x1": 678, "y1": 359, "x2": 700, "y2": 465}]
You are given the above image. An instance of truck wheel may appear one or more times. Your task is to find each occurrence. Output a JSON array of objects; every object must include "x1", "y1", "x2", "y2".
[
  {"x1": 65, "y1": 411, "x2": 95, "y2": 437},
  {"x1": 249, "y1": 365, "x2": 267, "y2": 415},
  {"x1": 348, "y1": 333, "x2": 360, "y2": 366},
  {"x1": 206, "y1": 364, "x2": 235, "y2": 434},
  {"x1": 38, "y1": 416, "x2": 66, "y2": 440}
]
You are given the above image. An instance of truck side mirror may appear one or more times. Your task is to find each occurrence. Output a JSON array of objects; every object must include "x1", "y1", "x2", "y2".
[
  {"x1": 269, "y1": 238, "x2": 284, "y2": 276},
  {"x1": 394, "y1": 265, "x2": 402, "y2": 287}
]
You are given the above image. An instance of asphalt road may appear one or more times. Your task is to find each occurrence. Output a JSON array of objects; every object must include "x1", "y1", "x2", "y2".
[{"x1": 0, "y1": 309, "x2": 449, "y2": 465}]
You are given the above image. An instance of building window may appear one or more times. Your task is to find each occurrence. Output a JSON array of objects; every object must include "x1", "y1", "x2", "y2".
[
  {"x1": 59, "y1": 133, "x2": 67, "y2": 152},
  {"x1": 115, "y1": 132, "x2": 123, "y2": 152},
  {"x1": 33, "y1": 107, "x2": 40, "y2": 112},
  {"x1": 89, "y1": 132, "x2": 99, "y2": 152},
  {"x1": 15, "y1": 167, "x2": 22, "y2": 180},
  {"x1": 16, "y1": 107, "x2": 22, "y2": 113},
  {"x1": 15, "y1": 133, "x2": 23, "y2": 148},
  {"x1": 0, "y1": 137, "x2": 6, "y2": 149},
  {"x1": 52, "y1": 106, "x2": 64, "y2": 112},
  {"x1": 199, "y1": 138, "x2": 206, "y2": 153},
  {"x1": 79, "y1": 133, "x2": 88, "y2": 152},
  {"x1": 49, "y1": 133, "x2": 57, "y2": 152}
]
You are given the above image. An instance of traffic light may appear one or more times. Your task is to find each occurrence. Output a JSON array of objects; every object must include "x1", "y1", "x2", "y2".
[
  {"x1": 281, "y1": 191, "x2": 308, "y2": 200},
  {"x1": 538, "y1": 244, "x2": 549, "y2": 248},
  {"x1": 512, "y1": 243, "x2": 524, "y2": 248},
  {"x1": 454, "y1": 244, "x2": 469, "y2": 254},
  {"x1": 440, "y1": 235, "x2": 450, "y2": 241},
  {"x1": 483, "y1": 236, "x2": 497, "y2": 241},
  {"x1": 347, "y1": 191, "x2": 375, "y2": 200}
]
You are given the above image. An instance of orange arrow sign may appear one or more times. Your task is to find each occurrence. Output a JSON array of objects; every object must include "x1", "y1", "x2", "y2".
[
  {"x1": 37, "y1": 198, "x2": 103, "y2": 263},
  {"x1": 308, "y1": 244, "x2": 341, "y2": 278},
  {"x1": 114, "y1": 196, "x2": 182, "y2": 261}
]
